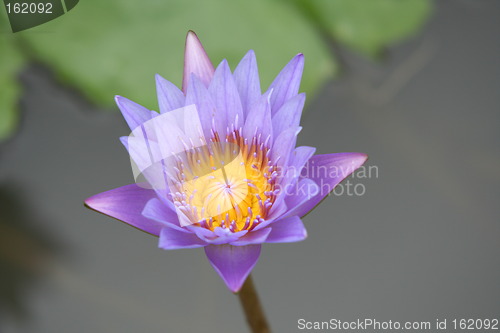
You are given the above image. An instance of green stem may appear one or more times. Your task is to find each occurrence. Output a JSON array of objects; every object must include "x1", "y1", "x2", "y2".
[{"x1": 237, "y1": 274, "x2": 271, "y2": 333}]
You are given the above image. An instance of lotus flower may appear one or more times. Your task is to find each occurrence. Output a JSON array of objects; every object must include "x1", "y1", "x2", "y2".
[{"x1": 85, "y1": 32, "x2": 367, "y2": 292}]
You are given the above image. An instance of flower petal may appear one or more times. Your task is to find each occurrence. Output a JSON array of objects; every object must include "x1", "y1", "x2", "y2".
[
  {"x1": 208, "y1": 59, "x2": 244, "y2": 131},
  {"x1": 115, "y1": 96, "x2": 152, "y2": 131},
  {"x1": 280, "y1": 145, "x2": 316, "y2": 188},
  {"x1": 205, "y1": 244, "x2": 261, "y2": 292},
  {"x1": 233, "y1": 50, "x2": 261, "y2": 117},
  {"x1": 120, "y1": 136, "x2": 156, "y2": 178},
  {"x1": 266, "y1": 53, "x2": 304, "y2": 114},
  {"x1": 230, "y1": 228, "x2": 271, "y2": 246},
  {"x1": 295, "y1": 152, "x2": 368, "y2": 217},
  {"x1": 266, "y1": 216, "x2": 307, "y2": 243},
  {"x1": 210, "y1": 228, "x2": 248, "y2": 245},
  {"x1": 183, "y1": 31, "x2": 215, "y2": 92},
  {"x1": 271, "y1": 126, "x2": 301, "y2": 168},
  {"x1": 159, "y1": 227, "x2": 207, "y2": 250},
  {"x1": 243, "y1": 90, "x2": 272, "y2": 142},
  {"x1": 289, "y1": 146, "x2": 316, "y2": 174},
  {"x1": 265, "y1": 200, "x2": 289, "y2": 222},
  {"x1": 272, "y1": 93, "x2": 305, "y2": 137},
  {"x1": 185, "y1": 74, "x2": 217, "y2": 138},
  {"x1": 155, "y1": 74, "x2": 185, "y2": 113},
  {"x1": 84, "y1": 184, "x2": 161, "y2": 236},
  {"x1": 187, "y1": 226, "x2": 247, "y2": 245},
  {"x1": 283, "y1": 178, "x2": 319, "y2": 217},
  {"x1": 141, "y1": 198, "x2": 183, "y2": 232}
]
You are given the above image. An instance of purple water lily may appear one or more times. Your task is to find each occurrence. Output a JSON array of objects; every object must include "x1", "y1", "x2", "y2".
[{"x1": 85, "y1": 31, "x2": 367, "y2": 293}]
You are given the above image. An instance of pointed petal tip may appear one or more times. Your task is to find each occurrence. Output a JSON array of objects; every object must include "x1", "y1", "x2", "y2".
[
  {"x1": 83, "y1": 193, "x2": 112, "y2": 217},
  {"x1": 217, "y1": 58, "x2": 230, "y2": 70},
  {"x1": 353, "y1": 152, "x2": 369, "y2": 165},
  {"x1": 267, "y1": 53, "x2": 305, "y2": 112},
  {"x1": 114, "y1": 95, "x2": 134, "y2": 108},
  {"x1": 185, "y1": 31, "x2": 201, "y2": 50},
  {"x1": 84, "y1": 194, "x2": 99, "y2": 209},
  {"x1": 84, "y1": 191, "x2": 118, "y2": 213},
  {"x1": 83, "y1": 184, "x2": 164, "y2": 236},
  {"x1": 83, "y1": 198, "x2": 92, "y2": 209},
  {"x1": 183, "y1": 31, "x2": 215, "y2": 92},
  {"x1": 154, "y1": 73, "x2": 170, "y2": 84},
  {"x1": 114, "y1": 95, "x2": 130, "y2": 110},
  {"x1": 294, "y1": 53, "x2": 304, "y2": 62},
  {"x1": 186, "y1": 30, "x2": 198, "y2": 40},
  {"x1": 241, "y1": 49, "x2": 256, "y2": 60},
  {"x1": 338, "y1": 152, "x2": 368, "y2": 172},
  {"x1": 84, "y1": 198, "x2": 102, "y2": 216},
  {"x1": 282, "y1": 53, "x2": 304, "y2": 70},
  {"x1": 205, "y1": 244, "x2": 261, "y2": 293},
  {"x1": 230, "y1": 284, "x2": 242, "y2": 293},
  {"x1": 84, "y1": 195, "x2": 111, "y2": 215}
]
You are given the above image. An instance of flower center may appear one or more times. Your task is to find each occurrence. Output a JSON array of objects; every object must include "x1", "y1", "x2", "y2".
[{"x1": 168, "y1": 130, "x2": 277, "y2": 232}]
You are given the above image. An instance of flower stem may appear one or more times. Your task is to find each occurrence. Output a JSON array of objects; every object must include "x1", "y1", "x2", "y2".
[{"x1": 237, "y1": 274, "x2": 271, "y2": 333}]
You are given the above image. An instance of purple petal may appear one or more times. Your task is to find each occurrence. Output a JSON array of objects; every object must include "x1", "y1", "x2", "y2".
[
  {"x1": 155, "y1": 74, "x2": 185, "y2": 113},
  {"x1": 159, "y1": 227, "x2": 207, "y2": 250},
  {"x1": 141, "y1": 198, "x2": 183, "y2": 232},
  {"x1": 265, "y1": 200, "x2": 289, "y2": 221},
  {"x1": 209, "y1": 228, "x2": 248, "y2": 245},
  {"x1": 85, "y1": 184, "x2": 161, "y2": 236},
  {"x1": 208, "y1": 59, "x2": 244, "y2": 131},
  {"x1": 266, "y1": 216, "x2": 307, "y2": 243},
  {"x1": 272, "y1": 93, "x2": 305, "y2": 137},
  {"x1": 115, "y1": 96, "x2": 152, "y2": 131},
  {"x1": 119, "y1": 136, "x2": 157, "y2": 177},
  {"x1": 243, "y1": 90, "x2": 272, "y2": 142},
  {"x1": 267, "y1": 54, "x2": 304, "y2": 114},
  {"x1": 120, "y1": 136, "x2": 128, "y2": 150},
  {"x1": 283, "y1": 178, "x2": 319, "y2": 217},
  {"x1": 185, "y1": 74, "x2": 217, "y2": 138},
  {"x1": 280, "y1": 146, "x2": 316, "y2": 188},
  {"x1": 183, "y1": 31, "x2": 215, "y2": 92},
  {"x1": 184, "y1": 225, "x2": 249, "y2": 245},
  {"x1": 271, "y1": 127, "x2": 301, "y2": 168},
  {"x1": 205, "y1": 244, "x2": 261, "y2": 292},
  {"x1": 289, "y1": 146, "x2": 316, "y2": 174},
  {"x1": 233, "y1": 50, "x2": 261, "y2": 117},
  {"x1": 187, "y1": 225, "x2": 217, "y2": 239},
  {"x1": 122, "y1": 138, "x2": 173, "y2": 202},
  {"x1": 230, "y1": 228, "x2": 272, "y2": 246},
  {"x1": 295, "y1": 153, "x2": 368, "y2": 217}
]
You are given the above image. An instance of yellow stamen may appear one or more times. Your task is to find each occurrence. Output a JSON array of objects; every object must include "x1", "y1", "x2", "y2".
[{"x1": 169, "y1": 130, "x2": 274, "y2": 232}]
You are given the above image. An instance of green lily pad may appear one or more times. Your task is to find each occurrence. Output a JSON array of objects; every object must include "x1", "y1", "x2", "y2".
[
  {"x1": 1, "y1": 0, "x2": 432, "y2": 142},
  {"x1": 0, "y1": 33, "x2": 25, "y2": 141},
  {"x1": 299, "y1": 0, "x2": 432, "y2": 57},
  {"x1": 19, "y1": 0, "x2": 337, "y2": 110}
]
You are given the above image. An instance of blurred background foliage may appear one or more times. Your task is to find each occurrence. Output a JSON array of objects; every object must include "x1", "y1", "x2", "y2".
[{"x1": 0, "y1": 0, "x2": 431, "y2": 141}]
